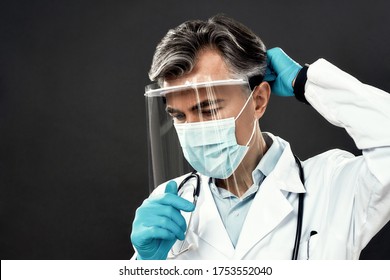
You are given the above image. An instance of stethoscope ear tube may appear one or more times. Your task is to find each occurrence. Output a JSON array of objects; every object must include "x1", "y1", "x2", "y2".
[{"x1": 178, "y1": 170, "x2": 201, "y2": 205}]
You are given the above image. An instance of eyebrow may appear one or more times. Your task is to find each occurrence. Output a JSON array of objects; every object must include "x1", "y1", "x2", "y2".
[{"x1": 166, "y1": 99, "x2": 225, "y2": 114}]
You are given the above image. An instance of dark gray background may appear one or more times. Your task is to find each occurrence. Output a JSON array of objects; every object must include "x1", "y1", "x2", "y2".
[{"x1": 1, "y1": 0, "x2": 389, "y2": 259}]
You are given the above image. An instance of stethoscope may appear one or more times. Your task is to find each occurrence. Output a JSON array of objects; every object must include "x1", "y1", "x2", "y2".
[{"x1": 176, "y1": 154, "x2": 305, "y2": 260}]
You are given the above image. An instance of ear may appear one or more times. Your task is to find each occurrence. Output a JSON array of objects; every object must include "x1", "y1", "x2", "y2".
[{"x1": 252, "y1": 81, "x2": 271, "y2": 119}]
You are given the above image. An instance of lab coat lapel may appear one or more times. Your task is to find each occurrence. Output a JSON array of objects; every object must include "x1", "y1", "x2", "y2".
[
  {"x1": 192, "y1": 174, "x2": 235, "y2": 258},
  {"x1": 234, "y1": 174, "x2": 293, "y2": 259},
  {"x1": 234, "y1": 140, "x2": 306, "y2": 259}
]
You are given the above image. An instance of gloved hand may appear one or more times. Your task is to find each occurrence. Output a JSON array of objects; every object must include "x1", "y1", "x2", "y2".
[
  {"x1": 264, "y1": 47, "x2": 302, "y2": 96},
  {"x1": 130, "y1": 180, "x2": 195, "y2": 260}
]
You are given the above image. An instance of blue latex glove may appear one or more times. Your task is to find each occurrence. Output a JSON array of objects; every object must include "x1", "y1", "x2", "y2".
[
  {"x1": 264, "y1": 47, "x2": 302, "y2": 96},
  {"x1": 130, "y1": 180, "x2": 195, "y2": 260}
]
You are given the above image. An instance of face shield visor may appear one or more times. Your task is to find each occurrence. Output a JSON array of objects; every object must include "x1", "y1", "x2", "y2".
[{"x1": 145, "y1": 76, "x2": 262, "y2": 193}]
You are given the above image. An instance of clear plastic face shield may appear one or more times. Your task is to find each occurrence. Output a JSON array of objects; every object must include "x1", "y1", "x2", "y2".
[
  {"x1": 145, "y1": 75, "x2": 266, "y2": 255},
  {"x1": 145, "y1": 76, "x2": 263, "y2": 194}
]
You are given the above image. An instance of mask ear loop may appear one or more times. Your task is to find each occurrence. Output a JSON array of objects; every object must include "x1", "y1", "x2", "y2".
[
  {"x1": 245, "y1": 118, "x2": 258, "y2": 147},
  {"x1": 234, "y1": 89, "x2": 255, "y2": 121},
  {"x1": 234, "y1": 89, "x2": 258, "y2": 147}
]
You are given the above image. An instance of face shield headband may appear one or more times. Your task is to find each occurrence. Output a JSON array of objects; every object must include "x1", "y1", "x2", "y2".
[{"x1": 144, "y1": 74, "x2": 264, "y2": 97}]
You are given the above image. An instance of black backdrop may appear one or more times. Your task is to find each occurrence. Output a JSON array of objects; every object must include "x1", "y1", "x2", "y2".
[{"x1": 1, "y1": 0, "x2": 389, "y2": 260}]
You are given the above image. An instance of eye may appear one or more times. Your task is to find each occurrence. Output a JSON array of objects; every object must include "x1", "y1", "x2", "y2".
[
  {"x1": 201, "y1": 110, "x2": 213, "y2": 117},
  {"x1": 201, "y1": 108, "x2": 220, "y2": 118},
  {"x1": 171, "y1": 113, "x2": 186, "y2": 122}
]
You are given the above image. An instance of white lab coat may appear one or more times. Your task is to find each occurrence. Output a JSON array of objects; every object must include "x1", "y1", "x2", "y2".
[{"x1": 133, "y1": 58, "x2": 390, "y2": 259}]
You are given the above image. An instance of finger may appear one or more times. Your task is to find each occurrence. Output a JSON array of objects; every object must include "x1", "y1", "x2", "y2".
[
  {"x1": 158, "y1": 193, "x2": 195, "y2": 212},
  {"x1": 267, "y1": 47, "x2": 293, "y2": 73},
  {"x1": 132, "y1": 212, "x2": 185, "y2": 242},
  {"x1": 138, "y1": 225, "x2": 179, "y2": 242},
  {"x1": 165, "y1": 180, "x2": 178, "y2": 194},
  {"x1": 266, "y1": 47, "x2": 281, "y2": 68},
  {"x1": 264, "y1": 67, "x2": 277, "y2": 82},
  {"x1": 151, "y1": 182, "x2": 195, "y2": 212},
  {"x1": 143, "y1": 216, "x2": 186, "y2": 240},
  {"x1": 141, "y1": 199, "x2": 190, "y2": 231},
  {"x1": 265, "y1": 48, "x2": 281, "y2": 79},
  {"x1": 157, "y1": 204, "x2": 188, "y2": 232}
]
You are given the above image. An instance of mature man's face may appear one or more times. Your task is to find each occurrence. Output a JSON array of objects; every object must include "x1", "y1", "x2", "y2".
[{"x1": 164, "y1": 49, "x2": 258, "y2": 146}]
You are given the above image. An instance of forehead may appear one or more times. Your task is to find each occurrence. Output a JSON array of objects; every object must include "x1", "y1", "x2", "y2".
[{"x1": 164, "y1": 49, "x2": 233, "y2": 88}]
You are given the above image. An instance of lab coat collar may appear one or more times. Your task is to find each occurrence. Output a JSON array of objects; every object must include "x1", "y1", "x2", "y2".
[{"x1": 264, "y1": 132, "x2": 306, "y2": 194}]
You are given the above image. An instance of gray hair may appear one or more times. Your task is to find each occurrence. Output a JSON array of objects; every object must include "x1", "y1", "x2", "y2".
[{"x1": 149, "y1": 14, "x2": 267, "y2": 85}]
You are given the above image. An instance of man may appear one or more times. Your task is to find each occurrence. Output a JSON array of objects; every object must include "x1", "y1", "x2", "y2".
[{"x1": 130, "y1": 14, "x2": 390, "y2": 259}]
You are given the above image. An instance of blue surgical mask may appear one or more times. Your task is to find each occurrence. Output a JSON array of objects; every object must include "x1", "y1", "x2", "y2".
[{"x1": 173, "y1": 92, "x2": 256, "y2": 179}]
